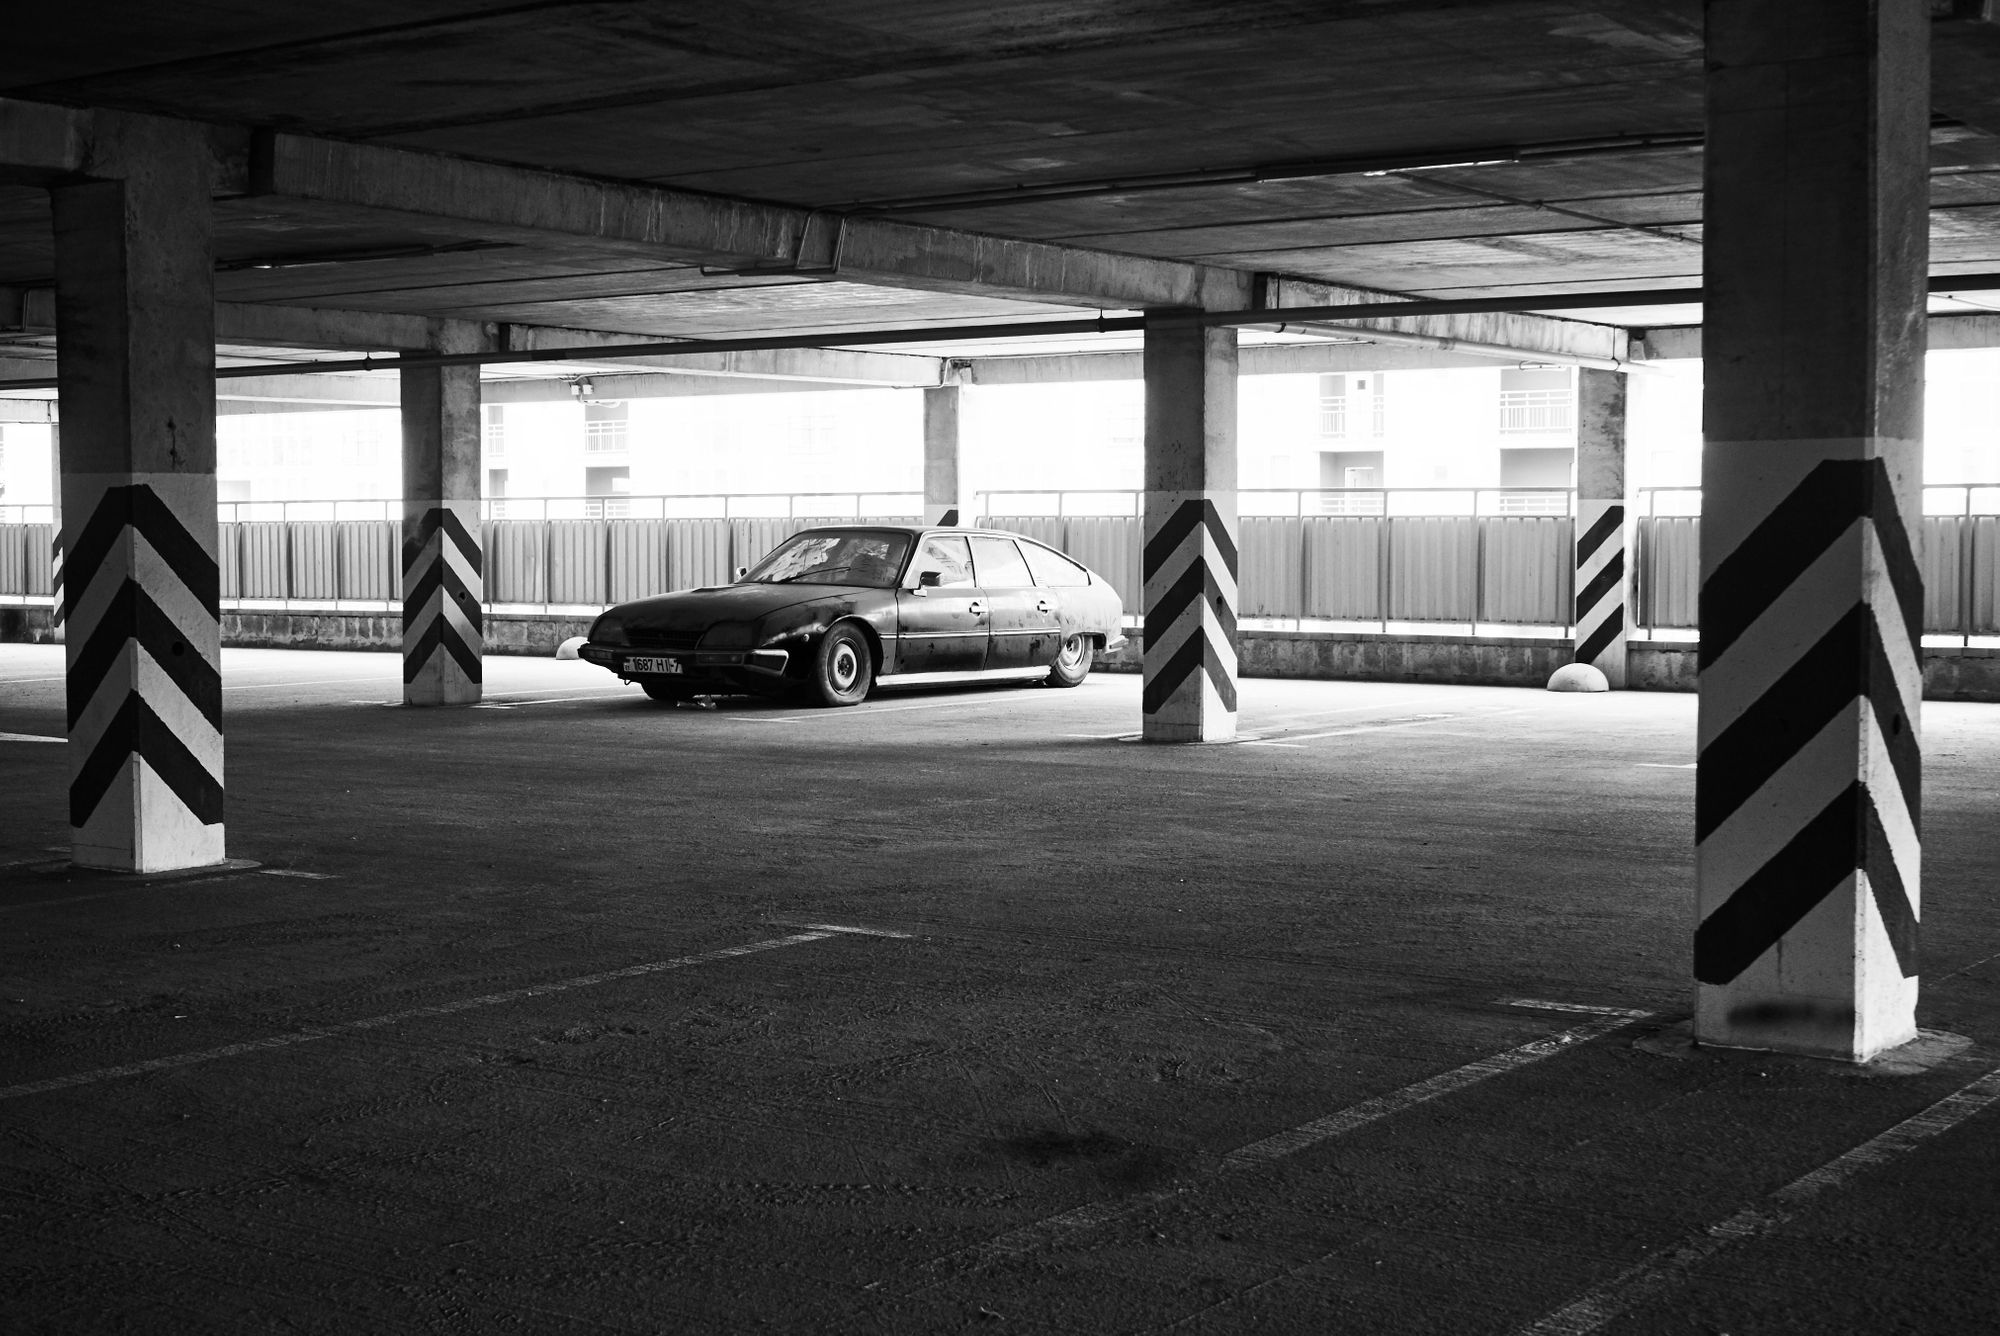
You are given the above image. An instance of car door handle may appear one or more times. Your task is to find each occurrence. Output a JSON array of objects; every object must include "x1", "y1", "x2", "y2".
[{"x1": 967, "y1": 600, "x2": 985, "y2": 615}]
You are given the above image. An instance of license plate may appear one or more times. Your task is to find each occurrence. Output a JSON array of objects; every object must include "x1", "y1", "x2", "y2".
[{"x1": 626, "y1": 656, "x2": 683, "y2": 675}]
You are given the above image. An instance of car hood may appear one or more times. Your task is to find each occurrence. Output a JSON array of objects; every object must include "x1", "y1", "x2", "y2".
[{"x1": 604, "y1": 582, "x2": 875, "y2": 629}]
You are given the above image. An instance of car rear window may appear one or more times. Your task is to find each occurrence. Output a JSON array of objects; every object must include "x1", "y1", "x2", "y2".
[
  {"x1": 1019, "y1": 541, "x2": 1091, "y2": 587},
  {"x1": 969, "y1": 536, "x2": 1034, "y2": 588}
]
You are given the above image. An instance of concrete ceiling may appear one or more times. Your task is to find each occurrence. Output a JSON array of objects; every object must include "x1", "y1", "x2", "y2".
[{"x1": 3, "y1": 2, "x2": 2000, "y2": 365}]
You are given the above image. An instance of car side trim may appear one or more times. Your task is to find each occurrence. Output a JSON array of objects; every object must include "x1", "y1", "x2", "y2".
[{"x1": 873, "y1": 666, "x2": 1052, "y2": 689}]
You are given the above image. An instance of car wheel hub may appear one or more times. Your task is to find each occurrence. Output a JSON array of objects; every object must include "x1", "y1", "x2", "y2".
[{"x1": 831, "y1": 643, "x2": 860, "y2": 688}]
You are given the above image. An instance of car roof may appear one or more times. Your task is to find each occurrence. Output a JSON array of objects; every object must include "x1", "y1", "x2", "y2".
[{"x1": 791, "y1": 524, "x2": 1061, "y2": 545}]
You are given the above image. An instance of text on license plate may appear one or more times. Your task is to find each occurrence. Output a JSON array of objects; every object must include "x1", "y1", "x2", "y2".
[{"x1": 627, "y1": 656, "x2": 683, "y2": 674}]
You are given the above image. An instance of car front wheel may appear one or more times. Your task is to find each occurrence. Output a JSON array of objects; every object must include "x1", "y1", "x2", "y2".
[
  {"x1": 1047, "y1": 632, "x2": 1093, "y2": 687},
  {"x1": 812, "y1": 622, "x2": 873, "y2": 707}
]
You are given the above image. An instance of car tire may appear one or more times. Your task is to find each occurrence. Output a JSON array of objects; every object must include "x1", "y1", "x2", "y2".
[
  {"x1": 1047, "y1": 632, "x2": 1094, "y2": 687},
  {"x1": 641, "y1": 679, "x2": 696, "y2": 704},
  {"x1": 812, "y1": 622, "x2": 873, "y2": 707}
]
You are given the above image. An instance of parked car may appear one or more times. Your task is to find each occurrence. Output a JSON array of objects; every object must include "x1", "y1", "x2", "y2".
[{"x1": 576, "y1": 525, "x2": 1126, "y2": 706}]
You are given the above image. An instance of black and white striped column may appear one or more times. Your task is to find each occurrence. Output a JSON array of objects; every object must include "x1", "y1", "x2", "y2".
[
  {"x1": 61, "y1": 477, "x2": 224, "y2": 869},
  {"x1": 1695, "y1": 0, "x2": 1926, "y2": 1061},
  {"x1": 1141, "y1": 313, "x2": 1238, "y2": 743},
  {"x1": 1573, "y1": 368, "x2": 1628, "y2": 685},
  {"x1": 402, "y1": 499, "x2": 482, "y2": 703},
  {"x1": 50, "y1": 119, "x2": 225, "y2": 871},
  {"x1": 401, "y1": 340, "x2": 485, "y2": 706}
]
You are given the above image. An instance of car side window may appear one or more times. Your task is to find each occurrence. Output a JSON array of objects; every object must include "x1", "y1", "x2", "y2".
[
  {"x1": 968, "y1": 537, "x2": 1034, "y2": 588},
  {"x1": 1019, "y1": 541, "x2": 1090, "y2": 587},
  {"x1": 913, "y1": 535, "x2": 975, "y2": 588}
]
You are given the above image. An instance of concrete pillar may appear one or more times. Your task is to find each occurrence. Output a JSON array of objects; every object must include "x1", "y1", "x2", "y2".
[
  {"x1": 1695, "y1": 0, "x2": 1927, "y2": 1061},
  {"x1": 1573, "y1": 368, "x2": 1630, "y2": 686},
  {"x1": 48, "y1": 422, "x2": 62, "y2": 633},
  {"x1": 922, "y1": 384, "x2": 963, "y2": 525},
  {"x1": 1141, "y1": 311, "x2": 1238, "y2": 743},
  {"x1": 401, "y1": 327, "x2": 484, "y2": 706},
  {"x1": 51, "y1": 119, "x2": 224, "y2": 872}
]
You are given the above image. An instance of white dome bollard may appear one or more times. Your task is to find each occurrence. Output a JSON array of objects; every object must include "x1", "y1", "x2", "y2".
[
  {"x1": 1546, "y1": 662, "x2": 1610, "y2": 693},
  {"x1": 554, "y1": 635, "x2": 587, "y2": 660}
]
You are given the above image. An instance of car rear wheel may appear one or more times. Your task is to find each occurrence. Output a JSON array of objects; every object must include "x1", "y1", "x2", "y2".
[
  {"x1": 1047, "y1": 632, "x2": 1093, "y2": 687},
  {"x1": 812, "y1": 622, "x2": 873, "y2": 707},
  {"x1": 641, "y1": 679, "x2": 697, "y2": 704}
]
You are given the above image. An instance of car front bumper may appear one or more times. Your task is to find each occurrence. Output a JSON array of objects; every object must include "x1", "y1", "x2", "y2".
[{"x1": 581, "y1": 642, "x2": 792, "y2": 682}]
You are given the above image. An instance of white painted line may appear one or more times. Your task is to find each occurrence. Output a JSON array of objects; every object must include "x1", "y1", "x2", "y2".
[
  {"x1": 1245, "y1": 707, "x2": 1526, "y2": 747},
  {"x1": 1232, "y1": 697, "x2": 1433, "y2": 741},
  {"x1": 259, "y1": 869, "x2": 335, "y2": 880},
  {"x1": 1636, "y1": 762, "x2": 1698, "y2": 770},
  {"x1": 897, "y1": 1006, "x2": 1646, "y2": 1292},
  {"x1": 1501, "y1": 998, "x2": 1654, "y2": 1019},
  {"x1": 0, "y1": 929, "x2": 840, "y2": 1102},
  {"x1": 0, "y1": 732, "x2": 63, "y2": 743},
  {"x1": 1520, "y1": 1064, "x2": 2000, "y2": 1336},
  {"x1": 223, "y1": 676, "x2": 392, "y2": 692},
  {"x1": 1221, "y1": 1010, "x2": 1639, "y2": 1166},
  {"x1": 1063, "y1": 732, "x2": 1143, "y2": 741},
  {"x1": 0, "y1": 674, "x2": 67, "y2": 684},
  {"x1": 773, "y1": 920, "x2": 916, "y2": 939},
  {"x1": 494, "y1": 692, "x2": 635, "y2": 707},
  {"x1": 739, "y1": 693, "x2": 1067, "y2": 725}
]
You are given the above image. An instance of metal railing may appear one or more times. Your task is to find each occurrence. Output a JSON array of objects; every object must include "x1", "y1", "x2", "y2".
[
  {"x1": 974, "y1": 487, "x2": 1575, "y2": 518},
  {"x1": 6, "y1": 485, "x2": 1999, "y2": 640}
]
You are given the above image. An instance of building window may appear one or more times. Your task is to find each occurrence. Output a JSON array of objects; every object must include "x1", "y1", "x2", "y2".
[
  {"x1": 1318, "y1": 374, "x2": 1346, "y2": 437},
  {"x1": 1499, "y1": 367, "x2": 1574, "y2": 434},
  {"x1": 484, "y1": 405, "x2": 506, "y2": 459},
  {"x1": 584, "y1": 401, "x2": 629, "y2": 454},
  {"x1": 1370, "y1": 374, "x2": 1387, "y2": 438}
]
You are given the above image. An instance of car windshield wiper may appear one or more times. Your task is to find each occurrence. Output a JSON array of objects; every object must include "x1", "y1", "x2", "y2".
[{"x1": 772, "y1": 563, "x2": 863, "y2": 583}]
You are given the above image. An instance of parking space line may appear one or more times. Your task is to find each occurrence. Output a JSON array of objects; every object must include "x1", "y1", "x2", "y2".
[
  {"x1": 0, "y1": 929, "x2": 849, "y2": 1103},
  {"x1": 0, "y1": 732, "x2": 63, "y2": 743},
  {"x1": 770, "y1": 920, "x2": 916, "y2": 939},
  {"x1": 1636, "y1": 762, "x2": 1698, "y2": 769},
  {"x1": 1519, "y1": 1064, "x2": 2000, "y2": 1336},
  {"x1": 738, "y1": 693, "x2": 1071, "y2": 724},
  {"x1": 892, "y1": 1005, "x2": 1647, "y2": 1293},
  {"x1": 1241, "y1": 707, "x2": 1526, "y2": 747},
  {"x1": 223, "y1": 676, "x2": 393, "y2": 691}
]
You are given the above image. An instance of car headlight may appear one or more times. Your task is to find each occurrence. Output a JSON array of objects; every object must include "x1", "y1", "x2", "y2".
[
  {"x1": 591, "y1": 613, "x2": 627, "y2": 645},
  {"x1": 699, "y1": 621, "x2": 757, "y2": 648}
]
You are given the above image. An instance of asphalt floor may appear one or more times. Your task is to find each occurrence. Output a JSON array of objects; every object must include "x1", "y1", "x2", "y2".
[{"x1": 3, "y1": 644, "x2": 1999, "y2": 1334}]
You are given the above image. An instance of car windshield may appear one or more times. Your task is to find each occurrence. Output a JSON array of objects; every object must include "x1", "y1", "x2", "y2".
[{"x1": 741, "y1": 531, "x2": 913, "y2": 588}]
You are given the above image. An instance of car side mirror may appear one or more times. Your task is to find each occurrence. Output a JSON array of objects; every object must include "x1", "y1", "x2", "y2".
[
  {"x1": 918, "y1": 570, "x2": 942, "y2": 587},
  {"x1": 735, "y1": 565, "x2": 749, "y2": 580}
]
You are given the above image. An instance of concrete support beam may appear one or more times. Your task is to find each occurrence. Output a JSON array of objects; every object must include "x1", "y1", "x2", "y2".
[
  {"x1": 401, "y1": 323, "x2": 488, "y2": 707},
  {"x1": 1262, "y1": 277, "x2": 1629, "y2": 368},
  {"x1": 253, "y1": 133, "x2": 1247, "y2": 313},
  {"x1": 52, "y1": 117, "x2": 224, "y2": 872},
  {"x1": 217, "y1": 375, "x2": 400, "y2": 411},
  {"x1": 923, "y1": 385, "x2": 965, "y2": 526},
  {"x1": 1573, "y1": 369, "x2": 1630, "y2": 687},
  {"x1": 1695, "y1": 0, "x2": 1928, "y2": 1062},
  {"x1": 1637, "y1": 313, "x2": 2000, "y2": 361},
  {"x1": 1141, "y1": 312, "x2": 1239, "y2": 744},
  {"x1": 497, "y1": 324, "x2": 944, "y2": 386}
]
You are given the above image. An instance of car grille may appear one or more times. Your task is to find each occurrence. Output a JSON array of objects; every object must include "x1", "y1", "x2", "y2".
[{"x1": 625, "y1": 629, "x2": 700, "y2": 651}]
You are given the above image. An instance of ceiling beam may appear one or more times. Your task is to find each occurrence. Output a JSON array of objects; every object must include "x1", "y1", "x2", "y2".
[
  {"x1": 251, "y1": 131, "x2": 1247, "y2": 313},
  {"x1": 496, "y1": 324, "x2": 943, "y2": 386}
]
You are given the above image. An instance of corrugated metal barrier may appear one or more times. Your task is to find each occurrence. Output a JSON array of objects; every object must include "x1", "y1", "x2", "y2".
[{"x1": 6, "y1": 505, "x2": 2000, "y2": 638}]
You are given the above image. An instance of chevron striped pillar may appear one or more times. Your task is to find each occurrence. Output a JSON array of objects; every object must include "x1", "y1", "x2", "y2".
[
  {"x1": 1141, "y1": 313, "x2": 1238, "y2": 743},
  {"x1": 51, "y1": 121, "x2": 225, "y2": 871},
  {"x1": 1573, "y1": 368, "x2": 1628, "y2": 686},
  {"x1": 1695, "y1": 0, "x2": 1927, "y2": 1061},
  {"x1": 401, "y1": 342, "x2": 484, "y2": 706}
]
